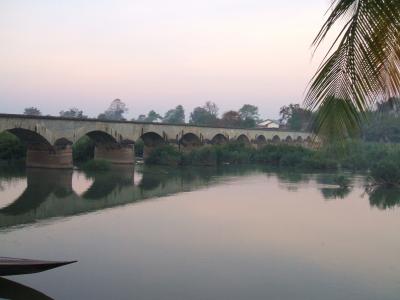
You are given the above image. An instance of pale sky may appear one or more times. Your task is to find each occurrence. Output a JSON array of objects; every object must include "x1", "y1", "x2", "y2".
[{"x1": 0, "y1": 0, "x2": 330, "y2": 120}]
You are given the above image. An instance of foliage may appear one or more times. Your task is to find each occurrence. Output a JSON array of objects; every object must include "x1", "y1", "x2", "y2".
[
  {"x1": 0, "y1": 132, "x2": 26, "y2": 160},
  {"x1": 60, "y1": 108, "x2": 87, "y2": 119},
  {"x1": 73, "y1": 136, "x2": 95, "y2": 162},
  {"x1": 98, "y1": 99, "x2": 128, "y2": 120},
  {"x1": 135, "y1": 139, "x2": 144, "y2": 157},
  {"x1": 312, "y1": 97, "x2": 362, "y2": 143},
  {"x1": 190, "y1": 107, "x2": 218, "y2": 126},
  {"x1": 81, "y1": 159, "x2": 111, "y2": 172},
  {"x1": 23, "y1": 107, "x2": 41, "y2": 116},
  {"x1": 145, "y1": 145, "x2": 181, "y2": 166},
  {"x1": 181, "y1": 146, "x2": 218, "y2": 166},
  {"x1": 220, "y1": 111, "x2": 242, "y2": 127},
  {"x1": 280, "y1": 104, "x2": 312, "y2": 131},
  {"x1": 163, "y1": 105, "x2": 185, "y2": 124},
  {"x1": 238, "y1": 104, "x2": 259, "y2": 128},
  {"x1": 135, "y1": 110, "x2": 162, "y2": 122},
  {"x1": 306, "y1": 0, "x2": 400, "y2": 139}
]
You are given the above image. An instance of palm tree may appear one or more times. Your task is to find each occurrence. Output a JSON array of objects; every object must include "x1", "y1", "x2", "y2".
[{"x1": 306, "y1": 0, "x2": 400, "y2": 139}]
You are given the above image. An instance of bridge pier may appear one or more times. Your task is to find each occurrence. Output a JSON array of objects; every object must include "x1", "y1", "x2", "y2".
[
  {"x1": 26, "y1": 145, "x2": 73, "y2": 169},
  {"x1": 94, "y1": 144, "x2": 135, "y2": 165}
]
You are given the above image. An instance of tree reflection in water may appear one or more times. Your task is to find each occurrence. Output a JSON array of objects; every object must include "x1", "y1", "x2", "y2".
[
  {"x1": 0, "y1": 165, "x2": 399, "y2": 230},
  {"x1": 366, "y1": 186, "x2": 400, "y2": 210}
]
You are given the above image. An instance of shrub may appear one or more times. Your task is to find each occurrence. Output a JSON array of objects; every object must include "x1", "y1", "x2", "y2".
[
  {"x1": 73, "y1": 136, "x2": 95, "y2": 162},
  {"x1": 182, "y1": 146, "x2": 217, "y2": 166},
  {"x1": 0, "y1": 132, "x2": 26, "y2": 160},
  {"x1": 135, "y1": 139, "x2": 144, "y2": 157},
  {"x1": 145, "y1": 145, "x2": 181, "y2": 166}
]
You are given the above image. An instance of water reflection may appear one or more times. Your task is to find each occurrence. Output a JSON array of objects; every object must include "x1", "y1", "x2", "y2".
[
  {"x1": 0, "y1": 165, "x2": 399, "y2": 231},
  {"x1": 0, "y1": 165, "x2": 257, "y2": 230},
  {"x1": 366, "y1": 186, "x2": 400, "y2": 210},
  {"x1": 0, "y1": 277, "x2": 53, "y2": 300}
]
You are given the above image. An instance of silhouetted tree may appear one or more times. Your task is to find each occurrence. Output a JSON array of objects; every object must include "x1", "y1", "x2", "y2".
[
  {"x1": 280, "y1": 104, "x2": 312, "y2": 131},
  {"x1": 98, "y1": 99, "x2": 128, "y2": 120},
  {"x1": 163, "y1": 105, "x2": 185, "y2": 123},
  {"x1": 60, "y1": 108, "x2": 87, "y2": 119},
  {"x1": 23, "y1": 107, "x2": 41, "y2": 116},
  {"x1": 221, "y1": 111, "x2": 241, "y2": 127}
]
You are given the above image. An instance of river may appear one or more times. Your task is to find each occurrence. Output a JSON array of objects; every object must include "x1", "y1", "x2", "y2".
[{"x1": 0, "y1": 164, "x2": 399, "y2": 300}]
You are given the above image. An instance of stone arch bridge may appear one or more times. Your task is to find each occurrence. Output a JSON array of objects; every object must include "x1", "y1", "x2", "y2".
[{"x1": 0, "y1": 114, "x2": 313, "y2": 169}]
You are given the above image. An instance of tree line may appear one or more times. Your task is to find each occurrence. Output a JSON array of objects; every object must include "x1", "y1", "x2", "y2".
[{"x1": 21, "y1": 99, "x2": 266, "y2": 129}]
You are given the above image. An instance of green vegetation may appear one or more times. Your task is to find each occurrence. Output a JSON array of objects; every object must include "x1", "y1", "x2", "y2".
[
  {"x1": 81, "y1": 159, "x2": 111, "y2": 172},
  {"x1": 306, "y1": 1, "x2": 400, "y2": 138},
  {"x1": 144, "y1": 140, "x2": 400, "y2": 188},
  {"x1": 73, "y1": 136, "x2": 95, "y2": 162},
  {"x1": 145, "y1": 145, "x2": 181, "y2": 166},
  {"x1": 145, "y1": 142, "x2": 337, "y2": 170},
  {"x1": 135, "y1": 139, "x2": 144, "y2": 157},
  {"x1": 0, "y1": 132, "x2": 26, "y2": 161}
]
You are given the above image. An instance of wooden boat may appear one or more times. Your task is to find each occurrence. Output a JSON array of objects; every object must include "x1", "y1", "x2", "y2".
[
  {"x1": 0, "y1": 277, "x2": 53, "y2": 300},
  {"x1": 0, "y1": 257, "x2": 76, "y2": 276}
]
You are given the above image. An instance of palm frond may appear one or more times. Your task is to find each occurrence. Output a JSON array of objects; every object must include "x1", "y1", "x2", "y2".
[{"x1": 306, "y1": 0, "x2": 400, "y2": 139}]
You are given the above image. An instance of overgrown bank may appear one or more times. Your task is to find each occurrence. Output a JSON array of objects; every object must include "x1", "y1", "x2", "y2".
[{"x1": 145, "y1": 141, "x2": 400, "y2": 186}]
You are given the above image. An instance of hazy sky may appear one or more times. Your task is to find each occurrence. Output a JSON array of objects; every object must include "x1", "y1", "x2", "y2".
[{"x1": 0, "y1": 0, "x2": 330, "y2": 120}]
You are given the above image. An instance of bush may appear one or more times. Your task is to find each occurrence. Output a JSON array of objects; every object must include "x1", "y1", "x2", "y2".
[
  {"x1": 145, "y1": 145, "x2": 181, "y2": 166},
  {"x1": 73, "y1": 136, "x2": 95, "y2": 162},
  {"x1": 182, "y1": 146, "x2": 217, "y2": 166},
  {"x1": 0, "y1": 132, "x2": 26, "y2": 160},
  {"x1": 81, "y1": 159, "x2": 111, "y2": 172},
  {"x1": 135, "y1": 139, "x2": 144, "y2": 157}
]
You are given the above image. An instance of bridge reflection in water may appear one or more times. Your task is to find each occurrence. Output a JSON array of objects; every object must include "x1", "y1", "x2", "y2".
[
  {"x1": 1, "y1": 165, "x2": 399, "y2": 230},
  {"x1": 0, "y1": 165, "x2": 257, "y2": 230}
]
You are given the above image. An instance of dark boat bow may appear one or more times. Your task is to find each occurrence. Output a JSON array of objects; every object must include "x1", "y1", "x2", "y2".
[{"x1": 0, "y1": 257, "x2": 77, "y2": 276}]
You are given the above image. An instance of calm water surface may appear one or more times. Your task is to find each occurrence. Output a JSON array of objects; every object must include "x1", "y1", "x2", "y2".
[{"x1": 0, "y1": 165, "x2": 399, "y2": 300}]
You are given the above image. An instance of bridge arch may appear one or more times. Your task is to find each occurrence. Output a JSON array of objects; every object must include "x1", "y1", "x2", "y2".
[
  {"x1": 237, "y1": 134, "x2": 250, "y2": 145},
  {"x1": 211, "y1": 134, "x2": 228, "y2": 145},
  {"x1": 4, "y1": 128, "x2": 52, "y2": 149},
  {"x1": 285, "y1": 136, "x2": 293, "y2": 143},
  {"x1": 141, "y1": 132, "x2": 165, "y2": 147},
  {"x1": 271, "y1": 135, "x2": 281, "y2": 143},
  {"x1": 179, "y1": 133, "x2": 202, "y2": 150},
  {"x1": 256, "y1": 135, "x2": 267, "y2": 145},
  {"x1": 84, "y1": 130, "x2": 118, "y2": 144}
]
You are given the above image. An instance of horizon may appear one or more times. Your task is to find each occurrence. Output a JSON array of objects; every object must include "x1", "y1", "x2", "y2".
[{"x1": 1, "y1": 0, "x2": 329, "y2": 120}]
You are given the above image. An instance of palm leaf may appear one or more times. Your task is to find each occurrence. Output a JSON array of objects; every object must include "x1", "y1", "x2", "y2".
[{"x1": 306, "y1": 0, "x2": 400, "y2": 139}]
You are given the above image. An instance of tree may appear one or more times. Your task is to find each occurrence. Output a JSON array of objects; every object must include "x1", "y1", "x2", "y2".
[
  {"x1": 163, "y1": 105, "x2": 185, "y2": 124},
  {"x1": 306, "y1": 1, "x2": 400, "y2": 139},
  {"x1": 220, "y1": 111, "x2": 241, "y2": 127},
  {"x1": 146, "y1": 110, "x2": 162, "y2": 122},
  {"x1": 239, "y1": 104, "x2": 259, "y2": 121},
  {"x1": 279, "y1": 104, "x2": 312, "y2": 131},
  {"x1": 238, "y1": 104, "x2": 259, "y2": 128},
  {"x1": 23, "y1": 107, "x2": 41, "y2": 116},
  {"x1": 135, "y1": 114, "x2": 147, "y2": 121},
  {"x1": 204, "y1": 101, "x2": 219, "y2": 118},
  {"x1": 189, "y1": 102, "x2": 219, "y2": 125},
  {"x1": 60, "y1": 108, "x2": 87, "y2": 119},
  {"x1": 98, "y1": 99, "x2": 128, "y2": 120}
]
